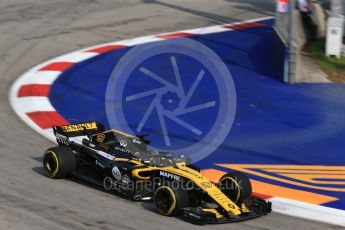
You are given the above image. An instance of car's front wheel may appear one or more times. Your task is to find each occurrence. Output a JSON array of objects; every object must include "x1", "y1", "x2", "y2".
[
  {"x1": 43, "y1": 146, "x2": 76, "y2": 179},
  {"x1": 219, "y1": 171, "x2": 252, "y2": 204},
  {"x1": 154, "y1": 182, "x2": 189, "y2": 216}
]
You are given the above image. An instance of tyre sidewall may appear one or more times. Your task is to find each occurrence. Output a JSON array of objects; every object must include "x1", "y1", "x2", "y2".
[
  {"x1": 43, "y1": 146, "x2": 75, "y2": 179},
  {"x1": 154, "y1": 181, "x2": 189, "y2": 216},
  {"x1": 219, "y1": 171, "x2": 252, "y2": 204}
]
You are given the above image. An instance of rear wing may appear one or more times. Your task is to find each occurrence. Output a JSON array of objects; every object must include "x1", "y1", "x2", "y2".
[{"x1": 53, "y1": 122, "x2": 104, "y2": 138}]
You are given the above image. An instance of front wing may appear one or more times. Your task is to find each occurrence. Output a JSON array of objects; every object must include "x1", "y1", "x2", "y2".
[{"x1": 182, "y1": 197, "x2": 272, "y2": 225}]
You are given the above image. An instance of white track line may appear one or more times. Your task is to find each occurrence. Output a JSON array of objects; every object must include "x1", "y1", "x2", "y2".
[{"x1": 270, "y1": 197, "x2": 345, "y2": 226}]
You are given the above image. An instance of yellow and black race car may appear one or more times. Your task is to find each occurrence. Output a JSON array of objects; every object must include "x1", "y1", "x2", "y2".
[{"x1": 43, "y1": 122, "x2": 271, "y2": 224}]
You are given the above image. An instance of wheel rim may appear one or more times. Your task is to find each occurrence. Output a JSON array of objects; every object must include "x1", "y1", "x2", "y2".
[
  {"x1": 43, "y1": 151, "x2": 59, "y2": 177},
  {"x1": 154, "y1": 187, "x2": 175, "y2": 215}
]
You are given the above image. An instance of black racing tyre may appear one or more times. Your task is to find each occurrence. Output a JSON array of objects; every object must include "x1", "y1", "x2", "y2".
[
  {"x1": 154, "y1": 181, "x2": 189, "y2": 216},
  {"x1": 43, "y1": 146, "x2": 76, "y2": 179},
  {"x1": 219, "y1": 171, "x2": 252, "y2": 204}
]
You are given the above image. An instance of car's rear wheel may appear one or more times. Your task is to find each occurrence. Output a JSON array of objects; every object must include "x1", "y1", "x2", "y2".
[
  {"x1": 219, "y1": 171, "x2": 252, "y2": 204},
  {"x1": 154, "y1": 182, "x2": 189, "y2": 216},
  {"x1": 43, "y1": 146, "x2": 76, "y2": 179}
]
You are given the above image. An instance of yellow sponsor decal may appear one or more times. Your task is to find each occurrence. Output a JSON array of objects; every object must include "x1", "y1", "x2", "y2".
[
  {"x1": 164, "y1": 166, "x2": 242, "y2": 215},
  {"x1": 61, "y1": 122, "x2": 98, "y2": 132},
  {"x1": 241, "y1": 203, "x2": 251, "y2": 213},
  {"x1": 96, "y1": 133, "x2": 106, "y2": 143}
]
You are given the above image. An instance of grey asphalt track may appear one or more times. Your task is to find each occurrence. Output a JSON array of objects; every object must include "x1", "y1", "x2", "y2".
[{"x1": 0, "y1": 1, "x2": 341, "y2": 229}]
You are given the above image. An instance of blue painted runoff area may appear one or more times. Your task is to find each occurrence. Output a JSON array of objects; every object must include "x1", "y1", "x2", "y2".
[{"x1": 49, "y1": 19, "x2": 345, "y2": 210}]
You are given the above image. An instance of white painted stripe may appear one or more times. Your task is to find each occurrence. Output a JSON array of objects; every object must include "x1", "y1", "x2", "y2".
[
  {"x1": 175, "y1": 16, "x2": 274, "y2": 35},
  {"x1": 115, "y1": 36, "x2": 165, "y2": 46},
  {"x1": 78, "y1": 37, "x2": 164, "y2": 52},
  {"x1": 269, "y1": 197, "x2": 345, "y2": 227},
  {"x1": 79, "y1": 42, "x2": 124, "y2": 53},
  {"x1": 228, "y1": 16, "x2": 274, "y2": 25},
  {"x1": 15, "y1": 71, "x2": 60, "y2": 85},
  {"x1": 53, "y1": 52, "x2": 98, "y2": 63},
  {"x1": 9, "y1": 88, "x2": 57, "y2": 143},
  {"x1": 182, "y1": 26, "x2": 231, "y2": 35},
  {"x1": 12, "y1": 97, "x2": 55, "y2": 113}
]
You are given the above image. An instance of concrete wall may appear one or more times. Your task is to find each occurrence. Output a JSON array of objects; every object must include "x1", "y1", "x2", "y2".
[
  {"x1": 275, "y1": 2, "x2": 328, "y2": 83},
  {"x1": 293, "y1": 3, "x2": 329, "y2": 83},
  {"x1": 312, "y1": 2, "x2": 327, "y2": 38}
]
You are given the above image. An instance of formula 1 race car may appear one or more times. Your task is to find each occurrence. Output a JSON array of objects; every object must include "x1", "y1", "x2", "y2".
[{"x1": 43, "y1": 122, "x2": 271, "y2": 224}]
